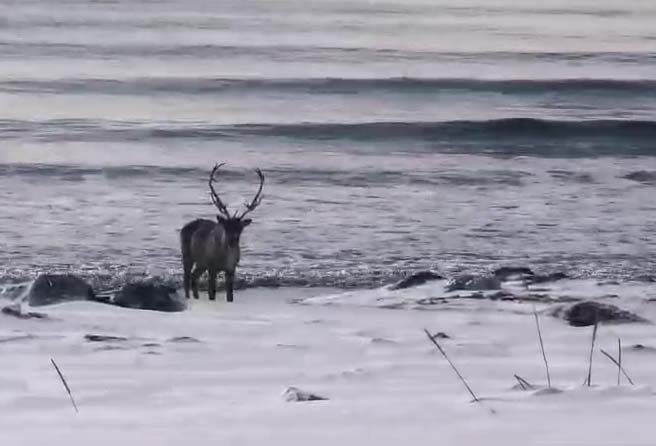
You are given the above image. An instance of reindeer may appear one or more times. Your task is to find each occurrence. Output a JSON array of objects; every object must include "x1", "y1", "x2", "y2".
[{"x1": 180, "y1": 163, "x2": 264, "y2": 302}]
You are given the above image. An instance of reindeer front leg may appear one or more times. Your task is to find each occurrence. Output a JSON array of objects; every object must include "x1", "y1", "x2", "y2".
[
  {"x1": 225, "y1": 271, "x2": 235, "y2": 302},
  {"x1": 208, "y1": 268, "x2": 218, "y2": 301}
]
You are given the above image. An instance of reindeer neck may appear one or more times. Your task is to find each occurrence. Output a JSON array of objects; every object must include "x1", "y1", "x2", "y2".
[
  {"x1": 212, "y1": 223, "x2": 227, "y2": 245},
  {"x1": 213, "y1": 221, "x2": 241, "y2": 251}
]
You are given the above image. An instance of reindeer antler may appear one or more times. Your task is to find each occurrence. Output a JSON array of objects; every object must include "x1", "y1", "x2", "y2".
[
  {"x1": 236, "y1": 168, "x2": 265, "y2": 220},
  {"x1": 208, "y1": 163, "x2": 231, "y2": 218}
]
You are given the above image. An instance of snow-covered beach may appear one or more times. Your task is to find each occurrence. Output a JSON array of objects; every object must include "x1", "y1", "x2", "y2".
[
  {"x1": 3, "y1": 278, "x2": 656, "y2": 445},
  {"x1": 2, "y1": 0, "x2": 656, "y2": 443}
]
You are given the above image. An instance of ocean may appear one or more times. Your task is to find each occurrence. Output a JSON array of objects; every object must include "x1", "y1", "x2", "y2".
[{"x1": 1, "y1": 0, "x2": 656, "y2": 291}]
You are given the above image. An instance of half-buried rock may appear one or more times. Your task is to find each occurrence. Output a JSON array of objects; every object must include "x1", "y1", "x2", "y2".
[
  {"x1": 493, "y1": 266, "x2": 534, "y2": 281},
  {"x1": 390, "y1": 271, "x2": 443, "y2": 290},
  {"x1": 283, "y1": 387, "x2": 328, "y2": 402},
  {"x1": 551, "y1": 301, "x2": 648, "y2": 327},
  {"x1": 28, "y1": 274, "x2": 95, "y2": 306},
  {"x1": 1, "y1": 303, "x2": 48, "y2": 319},
  {"x1": 112, "y1": 282, "x2": 186, "y2": 312}
]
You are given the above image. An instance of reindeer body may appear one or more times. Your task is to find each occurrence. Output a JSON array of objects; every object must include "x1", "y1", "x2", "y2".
[
  {"x1": 180, "y1": 163, "x2": 264, "y2": 302},
  {"x1": 181, "y1": 218, "x2": 241, "y2": 301}
]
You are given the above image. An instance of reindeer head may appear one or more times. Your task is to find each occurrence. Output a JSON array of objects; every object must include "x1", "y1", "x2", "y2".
[{"x1": 208, "y1": 163, "x2": 265, "y2": 247}]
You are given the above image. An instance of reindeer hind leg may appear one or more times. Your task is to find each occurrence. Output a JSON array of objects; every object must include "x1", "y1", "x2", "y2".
[
  {"x1": 183, "y1": 259, "x2": 193, "y2": 299},
  {"x1": 191, "y1": 265, "x2": 206, "y2": 300}
]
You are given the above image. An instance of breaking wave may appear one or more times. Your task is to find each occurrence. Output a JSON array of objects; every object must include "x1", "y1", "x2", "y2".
[
  {"x1": 0, "y1": 164, "x2": 534, "y2": 188},
  {"x1": 0, "y1": 118, "x2": 654, "y2": 157},
  {"x1": 3, "y1": 76, "x2": 656, "y2": 96}
]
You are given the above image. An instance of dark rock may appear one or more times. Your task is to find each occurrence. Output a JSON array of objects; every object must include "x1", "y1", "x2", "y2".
[
  {"x1": 446, "y1": 274, "x2": 501, "y2": 292},
  {"x1": 551, "y1": 301, "x2": 649, "y2": 327},
  {"x1": 486, "y1": 290, "x2": 519, "y2": 301},
  {"x1": 390, "y1": 271, "x2": 443, "y2": 290},
  {"x1": 167, "y1": 336, "x2": 200, "y2": 343},
  {"x1": 622, "y1": 170, "x2": 656, "y2": 185},
  {"x1": 94, "y1": 345, "x2": 126, "y2": 352},
  {"x1": 28, "y1": 274, "x2": 95, "y2": 306},
  {"x1": 112, "y1": 282, "x2": 185, "y2": 312},
  {"x1": 2, "y1": 305, "x2": 23, "y2": 318},
  {"x1": 631, "y1": 344, "x2": 656, "y2": 352},
  {"x1": 283, "y1": 386, "x2": 328, "y2": 402},
  {"x1": 527, "y1": 272, "x2": 568, "y2": 284},
  {"x1": 466, "y1": 292, "x2": 485, "y2": 300},
  {"x1": 494, "y1": 266, "x2": 535, "y2": 280},
  {"x1": 492, "y1": 267, "x2": 567, "y2": 285},
  {"x1": 598, "y1": 280, "x2": 621, "y2": 286},
  {"x1": 433, "y1": 332, "x2": 450, "y2": 339},
  {"x1": 1, "y1": 304, "x2": 48, "y2": 319},
  {"x1": 416, "y1": 297, "x2": 448, "y2": 306},
  {"x1": 84, "y1": 334, "x2": 128, "y2": 342}
]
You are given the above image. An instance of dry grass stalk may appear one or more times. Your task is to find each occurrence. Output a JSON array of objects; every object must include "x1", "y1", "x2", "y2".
[
  {"x1": 586, "y1": 319, "x2": 598, "y2": 387},
  {"x1": 600, "y1": 348, "x2": 634, "y2": 385},
  {"x1": 514, "y1": 374, "x2": 534, "y2": 390},
  {"x1": 617, "y1": 338, "x2": 622, "y2": 386},
  {"x1": 423, "y1": 328, "x2": 480, "y2": 402},
  {"x1": 533, "y1": 306, "x2": 551, "y2": 388},
  {"x1": 50, "y1": 358, "x2": 79, "y2": 413}
]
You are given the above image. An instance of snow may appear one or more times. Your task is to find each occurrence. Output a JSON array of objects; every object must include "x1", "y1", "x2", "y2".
[{"x1": 2, "y1": 285, "x2": 656, "y2": 445}]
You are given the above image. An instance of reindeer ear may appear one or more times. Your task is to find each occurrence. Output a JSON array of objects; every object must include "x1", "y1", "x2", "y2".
[
  {"x1": 242, "y1": 218, "x2": 252, "y2": 227},
  {"x1": 216, "y1": 215, "x2": 227, "y2": 225}
]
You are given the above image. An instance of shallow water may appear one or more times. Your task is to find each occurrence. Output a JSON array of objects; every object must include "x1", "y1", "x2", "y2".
[{"x1": 1, "y1": 0, "x2": 656, "y2": 288}]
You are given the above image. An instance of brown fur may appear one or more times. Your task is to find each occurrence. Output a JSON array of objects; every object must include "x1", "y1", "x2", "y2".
[{"x1": 180, "y1": 218, "x2": 244, "y2": 302}]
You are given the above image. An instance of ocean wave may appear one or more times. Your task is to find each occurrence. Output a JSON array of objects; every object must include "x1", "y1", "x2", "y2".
[
  {"x1": 0, "y1": 164, "x2": 203, "y2": 178},
  {"x1": 3, "y1": 76, "x2": 656, "y2": 96},
  {"x1": 226, "y1": 119, "x2": 656, "y2": 141},
  {"x1": 1, "y1": 40, "x2": 653, "y2": 64},
  {"x1": 0, "y1": 118, "x2": 654, "y2": 154},
  {"x1": 0, "y1": 164, "x2": 532, "y2": 188}
]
